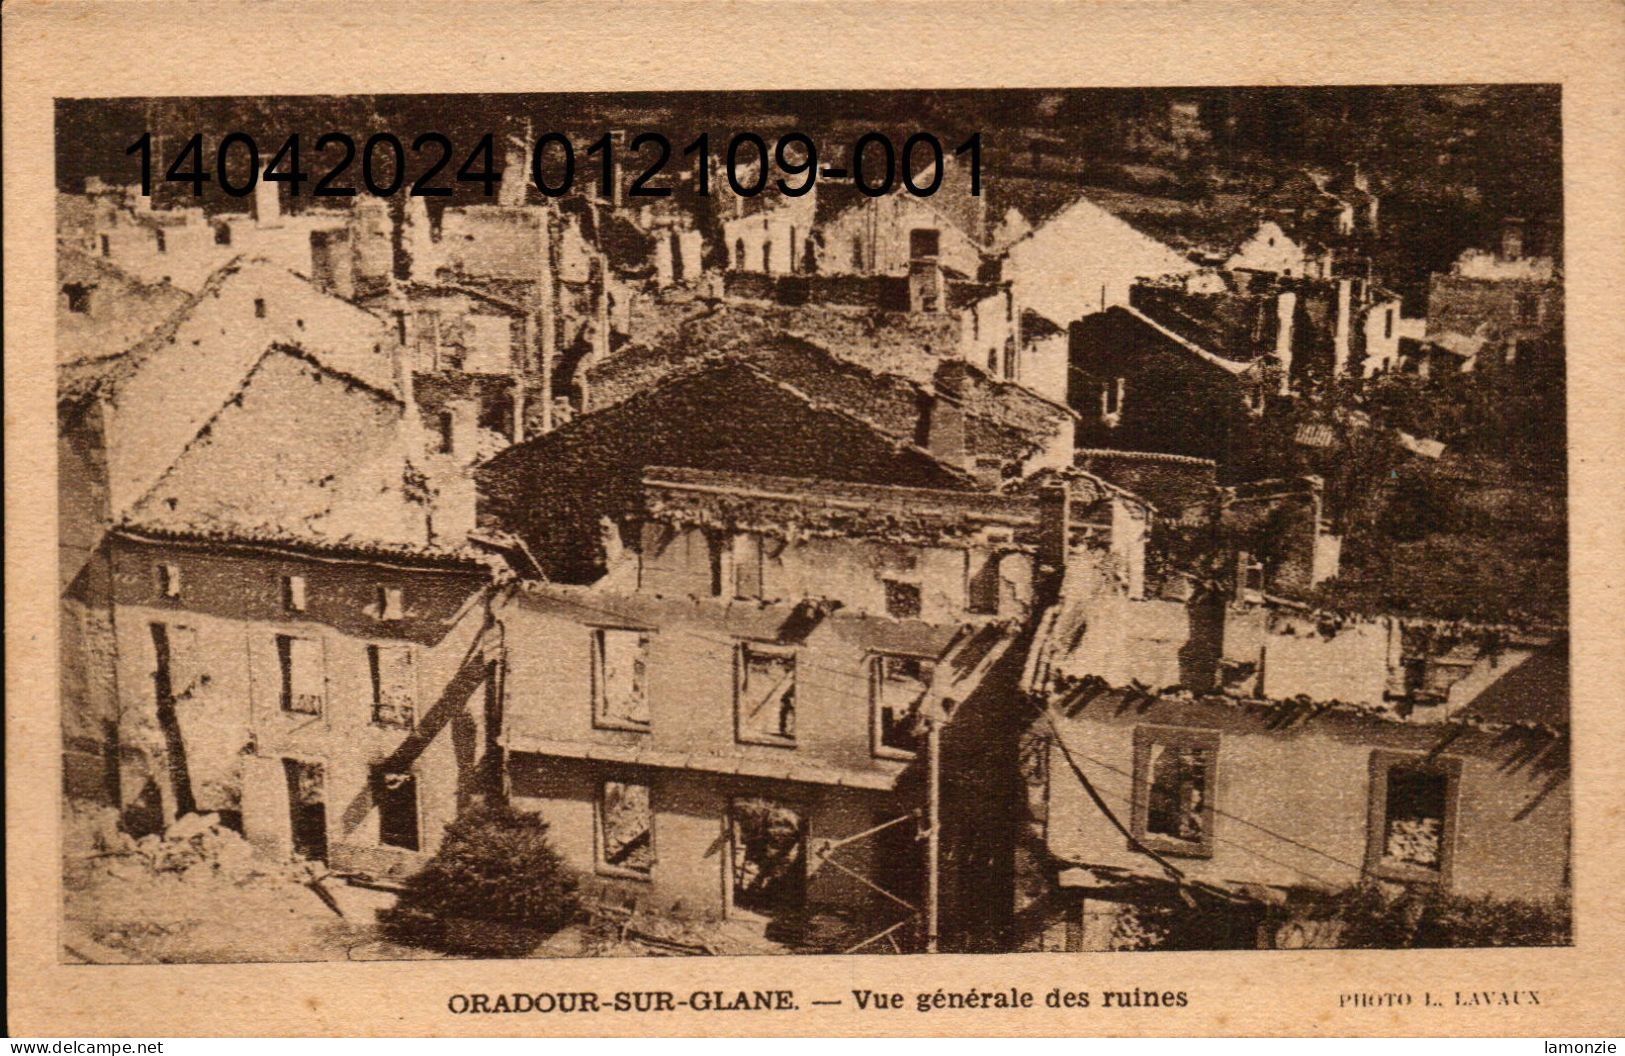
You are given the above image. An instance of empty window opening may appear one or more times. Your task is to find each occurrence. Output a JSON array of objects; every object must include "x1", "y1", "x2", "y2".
[
  {"x1": 1102, "y1": 377, "x2": 1126, "y2": 417},
  {"x1": 737, "y1": 645, "x2": 796, "y2": 745},
  {"x1": 1516, "y1": 292, "x2": 1540, "y2": 324},
  {"x1": 883, "y1": 579, "x2": 922, "y2": 620},
  {"x1": 377, "y1": 585, "x2": 404, "y2": 621},
  {"x1": 436, "y1": 410, "x2": 455, "y2": 454},
  {"x1": 63, "y1": 282, "x2": 93, "y2": 314},
  {"x1": 598, "y1": 779, "x2": 653, "y2": 877},
  {"x1": 1381, "y1": 767, "x2": 1447, "y2": 871},
  {"x1": 155, "y1": 229, "x2": 167, "y2": 253},
  {"x1": 369, "y1": 644, "x2": 416, "y2": 728},
  {"x1": 593, "y1": 628, "x2": 650, "y2": 729},
  {"x1": 215, "y1": 223, "x2": 232, "y2": 246},
  {"x1": 729, "y1": 797, "x2": 806, "y2": 917},
  {"x1": 1384, "y1": 307, "x2": 1395, "y2": 339},
  {"x1": 734, "y1": 238, "x2": 746, "y2": 270},
  {"x1": 1132, "y1": 727, "x2": 1219, "y2": 858},
  {"x1": 282, "y1": 574, "x2": 307, "y2": 613},
  {"x1": 277, "y1": 634, "x2": 325, "y2": 715},
  {"x1": 762, "y1": 241, "x2": 773, "y2": 273},
  {"x1": 909, "y1": 228, "x2": 941, "y2": 260},
  {"x1": 374, "y1": 770, "x2": 420, "y2": 851},
  {"x1": 100, "y1": 234, "x2": 111, "y2": 257},
  {"x1": 1147, "y1": 745, "x2": 1209, "y2": 844},
  {"x1": 851, "y1": 235, "x2": 865, "y2": 270},
  {"x1": 873, "y1": 654, "x2": 935, "y2": 758},
  {"x1": 156, "y1": 563, "x2": 182, "y2": 599},
  {"x1": 732, "y1": 533, "x2": 764, "y2": 600},
  {"x1": 966, "y1": 550, "x2": 1004, "y2": 615}
]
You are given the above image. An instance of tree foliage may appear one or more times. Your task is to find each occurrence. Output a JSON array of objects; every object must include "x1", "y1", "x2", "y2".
[{"x1": 391, "y1": 802, "x2": 579, "y2": 934}]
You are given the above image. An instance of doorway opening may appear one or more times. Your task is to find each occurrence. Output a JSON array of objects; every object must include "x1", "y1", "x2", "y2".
[
  {"x1": 728, "y1": 797, "x2": 807, "y2": 918},
  {"x1": 282, "y1": 758, "x2": 328, "y2": 862}
]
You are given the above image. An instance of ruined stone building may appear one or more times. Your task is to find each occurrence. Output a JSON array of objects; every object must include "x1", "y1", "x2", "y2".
[
  {"x1": 494, "y1": 472, "x2": 1035, "y2": 945},
  {"x1": 1015, "y1": 588, "x2": 1569, "y2": 950},
  {"x1": 57, "y1": 255, "x2": 398, "y2": 799},
  {"x1": 77, "y1": 177, "x2": 352, "y2": 293},
  {"x1": 101, "y1": 344, "x2": 494, "y2": 875},
  {"x1": 52, "y1": 145, "x2": 1567, "y2": 958},
  {"x1": 467, "y1": 343, "x2": 1161, "y2": 946},
  {"x1": 1421, "y1": 219, "x2": 1564, "y2": 375}
]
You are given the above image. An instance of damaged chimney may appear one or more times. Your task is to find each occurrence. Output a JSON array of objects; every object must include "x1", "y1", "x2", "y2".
[
  {"x1": 1035, "y1": 482, "x2": 1070, "y2": 609},
  {"x1": 923, "y1": 361, "x2": 974, "y2": 471},
  {"x1": 922, "y1": 387, "x2": 967, "y2": 468},
  {"x1": 1500, "y1": 217, "x2": 1527, "y2": 261},
  {"x1": 254, "y1": 177, "x2": 282, "y2": 229},
  {"x1": 500, "y1": 136, "x2": 529, "y2": 208},
  {"x1": 1274, "y1": 288, "x2": 1296, "y2": 395}
]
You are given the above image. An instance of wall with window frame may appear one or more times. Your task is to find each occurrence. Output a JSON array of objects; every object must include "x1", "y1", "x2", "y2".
[
  {"x1": 1033, "y1": 689, "x2": 1568, "y2": 904},
  {"x1": 498, "y1": 585, "x2": 966, "y2": 780},
  {"x1": 506, "y1": 753, "x2": 904, "y2": 922},
  {"x1": 106, "y1": 534, "x2": 494, "y2": 874}
]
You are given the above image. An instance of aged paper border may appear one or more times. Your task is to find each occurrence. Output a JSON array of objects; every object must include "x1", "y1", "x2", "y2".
[{"x1": 6, "y1": 0, "x2": 1624, "y2": 1037}]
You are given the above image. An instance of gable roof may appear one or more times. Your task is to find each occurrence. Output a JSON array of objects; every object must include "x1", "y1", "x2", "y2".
[
  {"x1": 59, "y1": 256, "x2": 393, "y2": 407},
  {"x1": 585, "y1": 300, "x2": 1070, "y2": 473},
  {"x1": 56, "y1": 245, "x2": 193, "y2": 367},
  {"x1": 122, "y1": 344, "x2": 472, "y2": 561},
  {"x1": 1115, "y1": 304, "x2": 1256, "y2": 375},
  {"x1": 477, "y1": 359, "x2": 978, "y2": 583}
]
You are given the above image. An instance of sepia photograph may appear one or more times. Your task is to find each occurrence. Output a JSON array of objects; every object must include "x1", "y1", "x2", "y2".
[{"x1": 51, "y1": 84, "x2": 1572, "y2": 966}]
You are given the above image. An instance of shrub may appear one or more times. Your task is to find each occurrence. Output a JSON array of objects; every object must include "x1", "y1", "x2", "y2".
[
  {"x1": 390, "y1": 803, "x2": 579, "y2": 937},
  {"x1": 1270, "y1": 883, "x2": 1571, "y2": 948}
]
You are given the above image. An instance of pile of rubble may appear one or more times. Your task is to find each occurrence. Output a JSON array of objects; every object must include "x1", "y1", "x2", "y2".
[{"x1": 83, "y1": 811, "x2": 260, "y2": 883}]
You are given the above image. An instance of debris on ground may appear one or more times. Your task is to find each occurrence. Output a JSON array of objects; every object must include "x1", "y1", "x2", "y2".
[
  {"x1": 83, "y1": 810, "x2": 263, "y2": 883},
  {"x1": 576, "y1": 892, "x2": 787, "y2": 957}
]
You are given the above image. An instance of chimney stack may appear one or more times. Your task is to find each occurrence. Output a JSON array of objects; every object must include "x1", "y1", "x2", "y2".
[
  {"x1": 1332, "y1": 277, "x2": 1353, "y2": 376},
  {"x1": 254, "y1": 177, "x2": 282, "y2": 228},
  {"x1": 609, "y1": 129, "x2": 626, "y2": 210},
  {"x1": 1035, "y1": 482, "x2": 1071, "y2": 608},
  {"x1": 1500, "y1": 217, "x2": 1526, "y2": 261},
  {"x1": 1274, "y1": 289, "x2": 1297, "y2": 395},
  {"x1": 500, "y1": 137, "x2": 529, "y2": 208}
]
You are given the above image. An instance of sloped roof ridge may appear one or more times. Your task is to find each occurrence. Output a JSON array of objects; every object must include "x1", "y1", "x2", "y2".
[
  {"x1": 123, "y1": 341, "x2": 403, "y2": 523},
  {"x1": 731, "y1": 361, "x2": 977, "y2": 486},
  {"x1": 1119, "y1": 303, "x2": 1254, "y2": 375}
]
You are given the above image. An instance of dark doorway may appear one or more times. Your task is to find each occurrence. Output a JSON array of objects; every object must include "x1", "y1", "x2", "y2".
[
  {"x1": 376, "y1": 771, "x2": 421, "y2": 851},
  {"x1": 729, "y1": 797, "x2": 807, "y2": 917},
  {"x1": 283, "y1": 758, "x2": 328, "y2": 862}
]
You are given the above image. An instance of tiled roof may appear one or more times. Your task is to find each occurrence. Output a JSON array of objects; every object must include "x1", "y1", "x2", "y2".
[
  {"x1": 122, "y1": 344, "x2": 471, "y2": 560},
  {"x1": 58, "y1": 255, "x2": 393, "y2": 405},
  {"x1": 586, "y1": 301, "x2": 1068, "y2": 471},
  {"x1": 477, "y1": 359, "x2": 978, "y2": 583}
]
